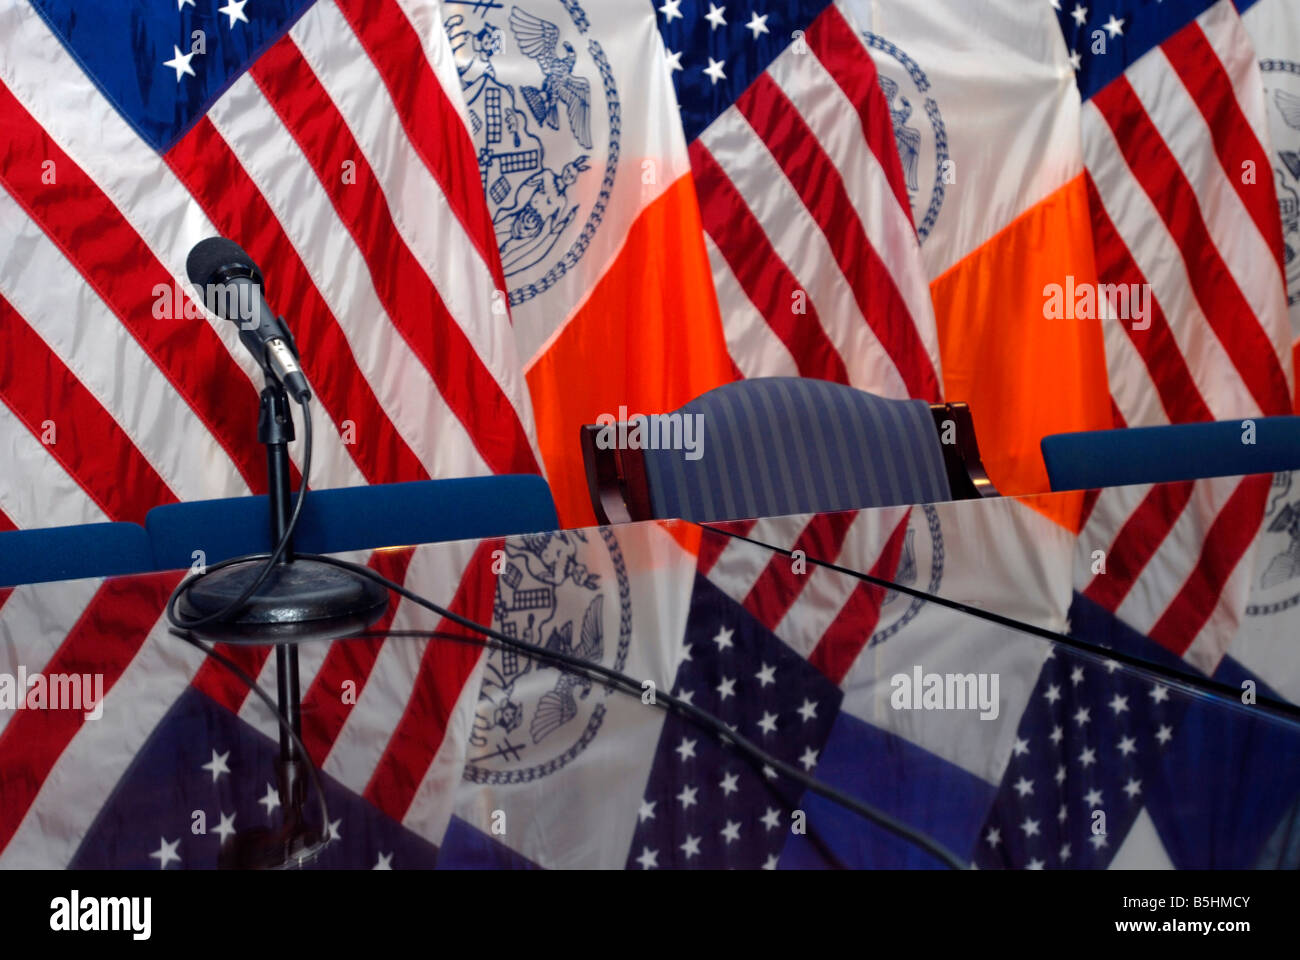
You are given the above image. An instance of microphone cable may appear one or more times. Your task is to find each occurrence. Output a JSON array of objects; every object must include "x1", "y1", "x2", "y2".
[
  {"x1": 160, "y1": 374, "x2": 964, "y2": 868},
  {"x1": 356, "y1": 629, "x2": 858, "y2": 869},
  {"x1": 174, "y1": 552, "x2": 970, "y2": 870},
  {"x1": 184, "y1": 620, "x2": 855, "y2": 868},
  {"x1": 694, "y1": 519, "x2": 1300, "y2": 731},
  {"x1": 165, "y1": 393, "x2": 312, "y2": 632},
  {"x1": 175, "y1": 630, "x2": 333, "y2": 868}
]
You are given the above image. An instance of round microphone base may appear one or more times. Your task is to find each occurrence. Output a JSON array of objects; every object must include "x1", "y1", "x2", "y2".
[{"x1": 178, "y1": 558, "x2": 389, "y2": 644}]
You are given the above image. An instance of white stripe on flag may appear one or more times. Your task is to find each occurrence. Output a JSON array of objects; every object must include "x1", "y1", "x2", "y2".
[
  {"x1": 703, "y1": 235, "x2": 801, "y2": 380},
  {"x1": 0, "y1": 610, "x2": 205, "y2": 868},
  {"x1": 396, "y1": 0, "x2": 475, "y2": 132},
  {"x1": 1073, "y1": 482, "x2": 1158, "y2": 591},
  {"x1": 204, "y1": 74, "x2": 488, "y2": 480},
  {"x1": 399, "y1": 652, "x2": 488, "y2": 847},
  {"x1": 1082, "y1": 102, "x2": 1258, "y2": 420},
  {"x1": 1097, "y1": 292, "x2": 1171, "y2": 427},
  {"x1": 700, "y1": 107, "x2": 910, "y2": 396},
  {"x1": 0, "y1": 191, "x2": 249, "y2": 502},
  {"x1": 1112, "y1": 476, "x2": 1242, "y2": 637},
  {"x1": 322, "y1": 541, "x2": 476, "y2": 789},
  {"x1": 1198, "y1": 0, "x2": 1279, "y2": 173},
  {"x1": 0, "y1": 4, "x2": 267, "y2": 400},
  {"x1": 290, "y1": 4, "x2": 537, "y2": 439},
  {"x1": 0, "y1": 401, "x2": 108, "y2": 529},
  {"x1": 767, "y1": 46, "x2": 941, "y2": 382},
  {"x1": 772, "y1": 508, "x2": 909, "y2": 660},
  {"x1": 1127, "y1": 48, "x2": 1288, "y2": 353},
  {"x1": 0, "y1": 578, "x2": 103, "y2": 739}
]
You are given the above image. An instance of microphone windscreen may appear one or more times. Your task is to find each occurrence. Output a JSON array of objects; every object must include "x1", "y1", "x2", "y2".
[{"x1": 186, "y1": 237, "x2": 261, "y2": 288}]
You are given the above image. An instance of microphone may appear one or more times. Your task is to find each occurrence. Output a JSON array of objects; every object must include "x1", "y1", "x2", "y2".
[{"x1": 186, "y1": 237, "x2": 311, "y2": 402}]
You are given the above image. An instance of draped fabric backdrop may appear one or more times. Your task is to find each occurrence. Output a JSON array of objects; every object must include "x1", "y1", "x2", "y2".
[{"x1": 0, "y1": 0, "x2": 1299, "y2": 868}]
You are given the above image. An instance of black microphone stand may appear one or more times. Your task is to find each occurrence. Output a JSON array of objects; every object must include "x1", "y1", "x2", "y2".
[
  {"x1": 261, "y1": 375, "x2": 312, "y2": 860},
  {"x1": 177, "y1": 322, "x2": 389, "y2": 868}
]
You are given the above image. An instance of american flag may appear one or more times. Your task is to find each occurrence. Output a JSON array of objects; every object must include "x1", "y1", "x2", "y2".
[
  {"x1": 0, "y1": 0, "x2": 537, "y2": 864},
  {"x1": 0, "y1": 538, "x2": 497, "y2": 868},
  {"x1": 1060, "y1": 0, "x2": 1291, "y2": 677},
  {"x1": 0, "y1": 0, "x2": 542, "y2": 541},
  {"x1": 654, "y1": 0, "x2": 943, "y2": 401},
  {"x1": 971, "y1": 587, "x2": 1300, "y2": 871},
  {"x1": 436, "y1": 501, "x2": 1300, "y2": 869},
  {"x1": 1065, "y1": 0, "x2": 1291, "y2": 428},
  {"x1": 3, "y1": 495, "x2": 1298, "y2": 868}
]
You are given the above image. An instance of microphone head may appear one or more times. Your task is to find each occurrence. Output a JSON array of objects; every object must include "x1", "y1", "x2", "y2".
[{"x1": 186, "y1": 236, "x2": 263, "y2": 289}]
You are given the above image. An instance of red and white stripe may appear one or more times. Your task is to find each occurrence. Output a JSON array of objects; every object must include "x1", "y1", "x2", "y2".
[
  {"x1": 0, "y1": 0, "x2": 541, "y2": 863},
  {"x1": 1077, "y1": 472, "x2": 1270, "y2": 676},
  {"x1": 1074, "y1": 0, "x2": 1291, "y2": 671},
  {"x1": 691, "y1": 3, "x2": 942, "y2": 402},
  {"x1": 700, "y1": 506, "x2": 911, "y2": 681},
  {"x1": 0, "y1": 0, "x2": 542, "y2": 542},
  {"x1": 1083, "y1": 1, "x2": 1291, "y2": 428},
  {"x1": 0, "y1": 537, "x2": 496, "y2": 866}
]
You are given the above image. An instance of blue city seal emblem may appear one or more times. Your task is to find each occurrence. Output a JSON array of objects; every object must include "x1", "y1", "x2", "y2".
[
  {"x1": 1259, "y1": 59, "x2": 1300, "y2": 309},
  {"x1": 871, "y1": 504, "x2": 944, "y2": 646},
  {"x1": 859, "y1": 32, "x2": 948, "y2": 243},
  {"x1": 445, "y1": 1, "x2": 619, "y2": 306},
  {"x1": 1246, "y1": 471, "x2": 1300, "y2": 618},
  {"x1": 464, "y1": 527, "x2": 632, "y2": 784}
]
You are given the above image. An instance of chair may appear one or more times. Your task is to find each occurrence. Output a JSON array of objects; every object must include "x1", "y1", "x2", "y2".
[
  {"x1": 1040, "y1": 417, "x2": 1300, "y2": 491},
  {"x1": 0, "y1": 521, "x2": 156, "y2": 587},
  {"x1": 146, "y1": 475, "x2": 560, "y2": 570},
  {"x1": 580, "y1": 377, "x2": 998, "y2": 524}
]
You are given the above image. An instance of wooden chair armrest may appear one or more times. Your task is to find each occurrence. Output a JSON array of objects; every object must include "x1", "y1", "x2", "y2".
[
  {"x1": 579, "y1": 425, "x2": 656, "y2": 523},
  {"x1": 930, "y1": 402, "x2": 1000, "y2": 500}
]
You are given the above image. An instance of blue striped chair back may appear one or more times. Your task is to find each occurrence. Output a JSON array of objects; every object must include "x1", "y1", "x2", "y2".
[{"x1": 640, "y1": 378, "x2": 951, "y2": 522}]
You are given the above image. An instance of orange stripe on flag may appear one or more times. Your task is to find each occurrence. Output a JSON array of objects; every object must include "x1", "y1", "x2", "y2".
[
  {"x1": 931, "y1": 175, "x2": 1112, "y2": 533},
  {"x1": 526, "y1": 175, "x2": 736, "y2": 527}
]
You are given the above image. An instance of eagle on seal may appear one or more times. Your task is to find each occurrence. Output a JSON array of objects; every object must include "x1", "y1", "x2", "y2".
[
  {"x1": 530, "y1": 594, "x2": 604, "y2": 743},
  {"x1": 509, "y1": 6, "x2": 594, "y2": 150}
]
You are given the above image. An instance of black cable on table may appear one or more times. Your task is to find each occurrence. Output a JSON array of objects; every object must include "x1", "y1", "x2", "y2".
[
  {"x1": 166, "y1": 396, "x2": 313, "y2": 632},
  {"x1": 694, "y1": 519, "x2": 1300, "y2": 730},
  {"x1": 171, "y1": 554, "x2": 968, "y2": 870},
  {"x1": 353, "y1": 628, "x2": 852, "y2": 870}
]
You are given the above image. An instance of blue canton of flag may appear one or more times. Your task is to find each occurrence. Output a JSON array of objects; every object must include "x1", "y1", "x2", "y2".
[
  {"x1": 30, "y1": 0, "x2": 315, "y2": 151},
  {"x1": 1051, "y1": 0, "x2": 1266, "y2": 102},
  {"x1": 975, "y1": 592, "x2": 1300, "y2": 869},
  {"x1": 624, "y1": 568, "x2": 1006, "y2": 870},
  {"x1": 624, "y1": 572, "x2": 842, "y2": 869},
  {"x1": 70, "y1": 686, "x2": 439, "y2": 870},
  {"x1": 654, "y1": 0, "x2": 835, "y2": 141}
]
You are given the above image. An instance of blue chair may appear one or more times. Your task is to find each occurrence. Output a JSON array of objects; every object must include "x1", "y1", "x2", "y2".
[
  {"x1": 145, "y1": 475, "x2": 560, "y2": 570},
  {"x1": 0, "y1": 521, "x2": 156, "y2": 587},
  {"x1": 1041, "y1": 417, "x2": 1300, "y2": 491},
  {"x1": 580, "y1": 377, "x2": 997, "y2": 524}
]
